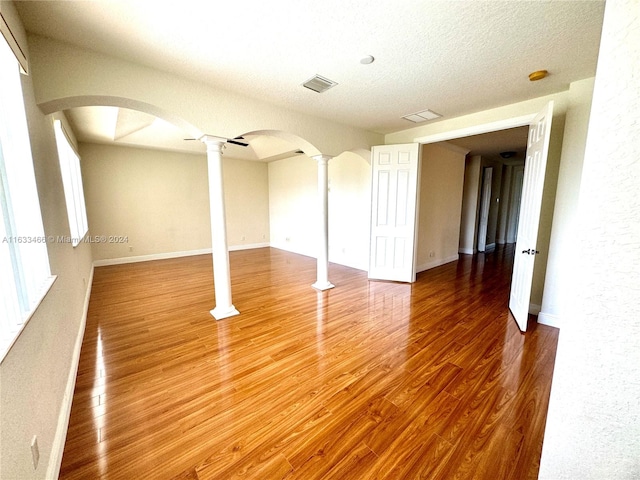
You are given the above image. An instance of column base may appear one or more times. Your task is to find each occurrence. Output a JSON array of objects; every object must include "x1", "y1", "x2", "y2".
[
  {"x1": 312, "y1": 281, "x2": 335, "y2": 291},
  {"x1": 210, "y1": 305, "x2": 240, "y2": 320}
]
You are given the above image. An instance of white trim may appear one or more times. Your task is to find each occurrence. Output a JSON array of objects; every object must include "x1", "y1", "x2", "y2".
[
  {"x1": 529, "y1": 303, "x2": 541, "y2": 315},
  {"x1": 93, "y1": 248, "x2": 213, "y2": 266},
  {"x1": 413, "y1": 114, "x2": 536, "y2": 145},
  {"x1": 228, "y1": 242, "x2": 270, "y2": 252},
  {"x1": 93, "y1": 244, "x2": 271, "y2": 267},
  {"x1": 0, "y1": 4, "x2": 29, "y2": 74},
  {"x1": 312, "y1": 281, "x2": 335, "y2": 291},
  {"x1": 328, "y1": 257, "x2": 368, "y2": 272},
  {"x1": 210, "y1": 305, "x2": 240, "y2": 320},
  {"x1": 417, "y1": 254, "x2": 459, "y2": 273},
  {"x1": 47, "y1": 264, "x2": 93, "y2": 480},
  {"x1": 269, "y1": 242, "x2": 316, "y2": 259},
  {"x1": 0, "y1": 275, "x2": 57, "y2": 364},
  {"x1": 538, "y1": 311, "x2": 561, "y2": 329},
  {"x1": 459, "y1": 248, "x2": 475, "y2": 255}
]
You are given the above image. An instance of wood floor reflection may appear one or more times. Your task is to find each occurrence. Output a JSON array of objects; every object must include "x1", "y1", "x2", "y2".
[{"x1": 60, "y1": 246, "x2": 558, "y2": 479}]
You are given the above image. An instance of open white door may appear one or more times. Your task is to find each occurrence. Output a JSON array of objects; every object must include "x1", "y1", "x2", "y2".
[
  {"x1": 509, "y1": 101, "x2": 554, "y2": 331},
  {"x1": 368, "y1": 143, "x2": 420, "y2": 283},
  {"x1": 477, "y1": 167, "x2": 493, "y2": 252}
]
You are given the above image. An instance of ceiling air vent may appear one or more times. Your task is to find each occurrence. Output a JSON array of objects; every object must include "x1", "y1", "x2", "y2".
[
  {"x1": 302, "y1": 75, "x2": 338, "y2": 93},
  {"x1": 402, "y1": 109, "x2": 442, "y2": 123}
]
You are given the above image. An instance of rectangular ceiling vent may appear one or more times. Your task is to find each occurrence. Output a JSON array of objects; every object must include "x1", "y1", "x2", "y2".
[
  {"x1": 302, "y1": 75, "x2": 338, "y2": 93},
  {"x1": 402, "y1": 109, "x2": 442, "y2": 123}
]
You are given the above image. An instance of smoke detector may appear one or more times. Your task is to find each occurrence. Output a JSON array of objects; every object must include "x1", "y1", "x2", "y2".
[{"x1": 529, "y1": 70, "x2": 548, "y2": 81}]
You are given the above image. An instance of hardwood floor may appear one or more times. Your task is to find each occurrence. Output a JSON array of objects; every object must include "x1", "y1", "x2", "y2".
[{"x1": 60, "y1": 246, "x2": 558, "y2": 479}]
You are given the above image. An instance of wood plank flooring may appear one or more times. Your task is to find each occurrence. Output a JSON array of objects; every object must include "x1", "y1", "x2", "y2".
[{"x1": 60, "y1": 246, "x2": 558, "y2": 479}]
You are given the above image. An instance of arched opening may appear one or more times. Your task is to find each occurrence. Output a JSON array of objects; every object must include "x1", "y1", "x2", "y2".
[
  {"x1": 38, "y1": 95, "x2": 204, "y2": 142},
  {"x1": 47, "y1": 99, "x2": 347, "y2": 313},
  {"x1": 43, "y1": 98, "x2": 242, "y2": 317}
]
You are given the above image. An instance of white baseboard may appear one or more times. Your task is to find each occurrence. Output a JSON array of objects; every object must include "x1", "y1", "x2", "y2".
[
  {"x1": 269, "y1": 245, "x2": 369, "y2": 272},
  {"x1": 93, "y1": 248, "x2": 212, "y2": 266},
  {"x1": 417, "y1": 254, "x2": 459, "y2": 273},
  {"x1": 329, "y1": 258, "x2": 367, "y2": 272},
  {"x1": 228, "y1": 242, "x2": 270, "y2": 252},
  {"x1": 269, "y1": 243, "x2": 316, "y2": 259},
  {"x1": 529, "y1": 303, "x2": 541, "y2": 315},
  {"x1": 458, "y1": 248, "x2": 474, "y2": 255},
  {"x1": 538, "y1": 312, "x2": 562, "y2": 329},
  {"x1": 93, "y1": 244, "x2": 272, "y2": 267},
  {"x1": 47, "y1": 264, "x2": 94, "y2": 480}
]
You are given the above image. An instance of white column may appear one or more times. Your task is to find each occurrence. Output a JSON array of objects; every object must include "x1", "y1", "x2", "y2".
[
  {"x1": 201, "y1": 135, "x2": 239, "y2": 320},
  {"x1": 312, "y1": 154, "x2": 335, "y2": 291}
]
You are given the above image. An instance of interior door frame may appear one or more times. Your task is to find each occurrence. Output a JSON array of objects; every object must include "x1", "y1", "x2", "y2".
[
  {"x1": 412, "y1": 112, "x2": 538, "y2": 306},
  {"x1": 477, "y1": 166, "x2": 493, "y2": 252},
  {"x1": 413, "y1": 114, "x2": 537, "y2": 146}
]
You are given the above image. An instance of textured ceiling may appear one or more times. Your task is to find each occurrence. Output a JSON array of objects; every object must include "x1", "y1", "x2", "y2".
[{"x1": 16, "y1": 0, "x2": 605, "y2": 136}]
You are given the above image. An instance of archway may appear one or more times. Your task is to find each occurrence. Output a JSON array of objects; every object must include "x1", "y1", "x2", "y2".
[
  {"x1": 46, "y1": 98, "x2": 341, "y2": 315},
  {"x1": 42, "y1": 96, "x2": 241, "y2": 318}
]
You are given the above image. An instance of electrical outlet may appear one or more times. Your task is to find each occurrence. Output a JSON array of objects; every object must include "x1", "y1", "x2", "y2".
[
  {"x1": 30, "y1": 436, "x2": 39, "y2": 469},
  {"x1": 429, "y1": 251, "x2": 435, "y2": 258},
  {"x1": 241, "y1": 235, "x2": 246, "y2": 241},
  {"x1": 129, "y1": 246, "x2": 133, "y2": 252}
]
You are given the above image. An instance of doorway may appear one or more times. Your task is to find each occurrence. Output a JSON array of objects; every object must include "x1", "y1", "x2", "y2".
[{"x1": 453, "y1": 127, "x2": 529, "y2": 255}]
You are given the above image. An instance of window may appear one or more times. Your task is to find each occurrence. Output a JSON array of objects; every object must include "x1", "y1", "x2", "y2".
[
  {"x1": 54, "y1": 120, "x2": 88, "y2": 246},
  {"x1": 0, "y1": 36, "x2": 54, "y2": 361}
]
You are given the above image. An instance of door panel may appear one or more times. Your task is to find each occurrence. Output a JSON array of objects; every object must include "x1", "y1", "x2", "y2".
[
  {"x1": 369, "y1": 143, "x2": 420, "y2": 282},
  {"x1": 509, "y1": 101, "x2": 554, "y2": 331}
]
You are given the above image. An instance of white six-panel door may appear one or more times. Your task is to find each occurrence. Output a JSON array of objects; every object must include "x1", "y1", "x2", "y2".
[
  {"x1": 368, "y1": 143, "x2": 420, "y2": 283},
  {"x1": 509, "y1": 101, "x2": 554, "y2": 331}
]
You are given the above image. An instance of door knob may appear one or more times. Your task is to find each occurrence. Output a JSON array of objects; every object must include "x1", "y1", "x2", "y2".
[{"x1": 522, "y1": 249, "x2": 540, "y2": 255}]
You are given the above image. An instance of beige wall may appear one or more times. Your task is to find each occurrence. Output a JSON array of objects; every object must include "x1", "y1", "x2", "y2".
[
  {"x1": 540, "y1": 2, "x2": 640, "y2": 476},
  {"x1": 223, "y1": 156, "x2": 271, "y2": 249},
  {"x1": 268, "y1": 151, "x2": 371, "y2": 271},
  {"x1": 0, "y1": 56, "x2": 94, "y2": 479},
  {"x1": 459, "y1": 155, "x2": 482, "y2": 254},
  {"x1": 80, "y1": 143, "x2": 269, "y2": 262},
  {"x1": 268, "y1": 154, "x2": 317, "y2": 258},
  {"x1": 416, "y1": 143, "x2": 466, "y2": 271},
  {"x1": 328, "y1": 152, "x2": 371, "y2": 271},
  {"x1": 539, "y1": 77, "x2": 595, "y2": 325}
]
